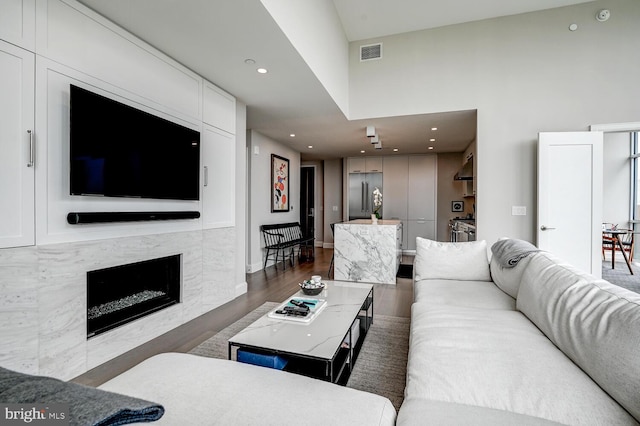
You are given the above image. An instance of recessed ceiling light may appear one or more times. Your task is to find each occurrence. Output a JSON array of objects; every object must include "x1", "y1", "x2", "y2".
[
  {"x1": 290, "y1": 134, "x2": 296, "y2": 137},
  {"x1": 430, "y1": 138, "x2": 436, "y2": 142},
  {"x1": 431, "y1": 127, "x2": 438, "y2": 131},
  {"x1": 428, "y1": 146, "x2": 434, "y2": 150},
  {"x1": 244, "y1": 59, "x2": 256, "y2": 64},
  {"x1": 393, "y1": 148, "x2": 399, "y2": 152},
  {"x1": 360, "y1": 150, "x2": 365, "y2": 153},
  {"x1": 257, "y1": 68, "x2": 268, "y2": 74},
  {"x1": 307, "y1": 145, "x2": 313, "y2": 149}
]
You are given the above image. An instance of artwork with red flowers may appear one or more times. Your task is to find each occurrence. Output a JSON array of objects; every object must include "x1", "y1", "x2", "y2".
[{"x1": 271, "y1": 154, "x2": 290, "y2": 212}]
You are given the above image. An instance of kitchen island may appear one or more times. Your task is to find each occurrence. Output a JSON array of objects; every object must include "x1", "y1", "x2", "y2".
[{"x1": 334, "y1": 219, "x2": 402, "y2": 285}]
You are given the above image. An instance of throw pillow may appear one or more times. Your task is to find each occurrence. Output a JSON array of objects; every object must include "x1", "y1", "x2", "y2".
[{"x1": 414, "y1": 238, "x2": 491, "y2": 281}]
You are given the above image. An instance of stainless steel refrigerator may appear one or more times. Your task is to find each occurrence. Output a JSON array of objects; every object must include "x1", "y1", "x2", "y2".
[{"x1": 348, "y1": 172, "x2": 383, "y2": 220}]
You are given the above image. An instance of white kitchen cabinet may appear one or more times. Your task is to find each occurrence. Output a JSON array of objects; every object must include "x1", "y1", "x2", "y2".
[
  {"x1": 408, "y1": 155, "x2": 437, "y2": 221},
  {"x1": 201, "y1": 125, "x2": 235, "y2": 229},
  {"x1": 380, "y1": 154, "x2": 437, "y2": 250},
  {"x1": 0, "y1": 41, "x2": 35, "y2": 248},
  {"x1": 0, "y1": 0, "x2": 36, "y2": 51},
  {"x1": 383, "y1": 156, "x2": 409, "y2": 248},
  {"x1": 406, "y1": 220, "x2": 436, "y2": 251},
  {"x1": 348, "y1": 156, "x2": 382, "y2": 173}
]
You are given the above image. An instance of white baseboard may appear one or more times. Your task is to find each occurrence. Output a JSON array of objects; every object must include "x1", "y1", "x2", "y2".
[
  {"x1": 323, "y1": 242, "x2": 334, "y2": 249},
  {"x1": 315, "y1": 241, "x2": 323, "y2": 247},
  {"x1": 246, "y1": 262, "x2": 263, "y2": 273},
  {"x1": 235, "y1": 281, "x2": 248, "y2": 297}
]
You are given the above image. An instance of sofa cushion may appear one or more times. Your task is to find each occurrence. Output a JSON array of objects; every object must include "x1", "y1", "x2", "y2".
[
  {"x1": 517, "y1": 251, "x2": 640, "y2": 423},
  {"x1": 489, "y1": 254, "x2": 534, "y2": 299},
  {"x1": 397, "y1": 399, "x2": 565, "y2": 426},
  {"x1": 405, "y1": 303, "x2": 638, "y2": 425},
  {"x1": 414, "y1": 278, "x2": 515, "y2": 310},
  {"x1": 414, "y1": 238, "x2": 490, "y2": 281},
  {"x1": 99, "y1": 353, "x2": 397, "y2": 426}
]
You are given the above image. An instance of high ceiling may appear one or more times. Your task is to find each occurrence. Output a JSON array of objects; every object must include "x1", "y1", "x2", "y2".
[{"x1": 77, "y1": 0, "x2": 594, "y2": 160}]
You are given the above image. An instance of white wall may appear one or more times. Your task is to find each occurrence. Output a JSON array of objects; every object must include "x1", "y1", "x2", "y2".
[
  {"x1": 603, "y1": 132, "x2": 631, "y2": 227},
  {"x1": 260, "y1": 0, "x2": 349, "y2": 116},
  {"x1": 235, "y1": 101, "x2": 248, "y2": 293},
  {"x1": 348, "y1": 0, "x2": 640, "y2": 245},
  {"x1": 247, "y1": 130, "x2": 301, "y2": 272}
]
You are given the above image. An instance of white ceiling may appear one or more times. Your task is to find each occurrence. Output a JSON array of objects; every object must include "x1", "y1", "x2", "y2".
[
  {"x1": 77, "y1": 0, "x2": 594, "y2": 160},
  {"x1": 332, "y1": 0, "x2": 594, "y2": 41}
]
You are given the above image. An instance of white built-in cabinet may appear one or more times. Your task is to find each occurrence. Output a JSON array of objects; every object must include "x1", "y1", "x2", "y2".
[
  {"x1": 201, "y1": 125, "x2": 235, "y2": 228},
  {"x1": 0, "y1": 0, "x2": 36, "y2": 51},
  {"x1": 201, "y1": 82, "x2": 236, "y2": 229},
  {"x1": 348, "y1": 156, "x2": 382, "y2": 173},
  {"x1": 382, "y1": 155, "x2": 436, "y2": 251},
  {"x1": 0, "y1": 0, "x2": 238, "y2": 247},
  {"x1": 0, "y1": 41, "x2": 35, "y2": 248}
]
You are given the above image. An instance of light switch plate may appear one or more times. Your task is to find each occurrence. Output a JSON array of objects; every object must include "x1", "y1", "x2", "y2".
[{"x1": 512, "y1": 206, "x2": 526, "y2": 216}]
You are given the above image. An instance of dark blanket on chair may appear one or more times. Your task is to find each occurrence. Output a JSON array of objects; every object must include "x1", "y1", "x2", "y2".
[
  {"x1": 491, "y1": 238, "x2": 540, "y2": 268},
  {"x1": 0, "y1": 366, "x2": 164, "y2": 426}
]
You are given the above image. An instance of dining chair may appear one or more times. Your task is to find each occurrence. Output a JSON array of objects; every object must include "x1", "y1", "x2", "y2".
[{"x1": 602, "y1": 223, "x2": 635, "y2": 262}]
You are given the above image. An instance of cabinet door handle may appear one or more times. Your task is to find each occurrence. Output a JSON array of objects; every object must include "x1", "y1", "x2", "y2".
[
  {"x1": 27, "y1": 130, "x2": 34, "y2": 167},
  {"x1": 203, "y1": 166, "x2": 208, "y2": 187}
]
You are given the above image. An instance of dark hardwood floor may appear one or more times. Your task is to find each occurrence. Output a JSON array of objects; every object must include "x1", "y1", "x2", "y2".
[{"x1": 73, "y1": 248, "x2": 413, "y2": 387}]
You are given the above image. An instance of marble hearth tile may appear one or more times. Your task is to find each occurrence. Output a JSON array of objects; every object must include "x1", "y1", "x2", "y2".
[
  {"x1": 0, "y1": 246, "x2": 39, "y2": 373},
  {"x1": 38, "y1": 273, "x2": 87, "y2": 379},
  {"x1": 87, "y1": 303, "x2": 183, "y2": 370},
  {"x1": 177, "y1": 232, "x2": 204, "y2": 319},
  {"x1": 202, "y1": 228, "x2": 236, "y2": 310}
]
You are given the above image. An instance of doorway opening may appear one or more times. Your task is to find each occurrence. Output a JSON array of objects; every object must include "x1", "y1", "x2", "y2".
[{"x1": 300, "y1": 165, "x2": 315, "y2": 261}]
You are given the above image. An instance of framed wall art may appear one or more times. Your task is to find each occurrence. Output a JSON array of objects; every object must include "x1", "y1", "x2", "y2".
[
  {"x1": 271, "y1": 154, "x2": 290, "y2": 212},
  {"x1": 451, "y1": 201, "x2": 464, "y2": 212}
]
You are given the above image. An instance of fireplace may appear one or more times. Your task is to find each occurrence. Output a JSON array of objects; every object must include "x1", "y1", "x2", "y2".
[{"x1": 87, "y1": 255, "x2": 181, "y2": 338}]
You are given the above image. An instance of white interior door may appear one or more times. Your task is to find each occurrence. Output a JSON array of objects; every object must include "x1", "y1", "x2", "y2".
[{"x1": 538, "y1": 132, "x2": 603, "y2": 276}]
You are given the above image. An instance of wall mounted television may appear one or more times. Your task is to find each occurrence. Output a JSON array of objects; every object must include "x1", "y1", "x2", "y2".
[{"x1": 70, "y1": 85, "x2": 200, "y2": 201}]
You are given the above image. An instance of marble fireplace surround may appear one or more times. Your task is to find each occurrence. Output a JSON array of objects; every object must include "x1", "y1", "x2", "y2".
[{"x1": 0, "y1": 227, "x2": 239, "y2": 381}]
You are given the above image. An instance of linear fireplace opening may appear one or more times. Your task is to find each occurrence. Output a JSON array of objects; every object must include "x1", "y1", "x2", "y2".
[{"x1": 87, "y1": 255, "x2": 181, "y2": 338}]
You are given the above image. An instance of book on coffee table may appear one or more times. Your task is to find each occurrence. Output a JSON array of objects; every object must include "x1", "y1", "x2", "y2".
[{"x1": 267, "y1": 297, "x2": 327, "y2": 323}]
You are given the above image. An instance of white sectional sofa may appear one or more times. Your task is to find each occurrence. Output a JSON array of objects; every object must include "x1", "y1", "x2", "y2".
[
  {"x1": 98, "y1": 352, "x2": 396, "y2": 425},
  {"x1": 398, "y1": 237, "x2": 640, "y2": 425}
]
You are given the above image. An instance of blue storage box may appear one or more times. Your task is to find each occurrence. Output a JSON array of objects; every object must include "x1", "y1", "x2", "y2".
[{"x1": 237, "y1": 350, "x2": 288, "y2": 370}]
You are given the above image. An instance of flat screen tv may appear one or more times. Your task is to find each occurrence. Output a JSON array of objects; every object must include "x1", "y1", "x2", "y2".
[{"x1": 70, "y1": 85, "x2": 200, "y2": 201}]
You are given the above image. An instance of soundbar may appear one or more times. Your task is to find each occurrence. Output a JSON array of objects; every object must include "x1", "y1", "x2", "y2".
[{"x1": 67, "y1": 211, "x2": 200, "y2": 224}]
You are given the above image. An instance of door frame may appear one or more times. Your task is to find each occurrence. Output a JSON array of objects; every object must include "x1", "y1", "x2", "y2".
[
  {"x1": 591, "y1": 122, "x2": 640, "y2": 266},
  {"x1": 300, "y1": 165, "x2": 317, "y2": 239}
]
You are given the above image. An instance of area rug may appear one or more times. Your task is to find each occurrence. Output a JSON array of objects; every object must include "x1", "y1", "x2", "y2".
[
  {"x1": 188, "y1": 301, "x2": 410, "y2": 411},
  {"x1": 396, "y1": 263, "x2": 413, "y2": 279}
]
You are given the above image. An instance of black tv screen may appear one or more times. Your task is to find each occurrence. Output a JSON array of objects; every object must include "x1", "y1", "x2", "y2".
[{"x1": 70, "y1": 85, "x2": 200, "y2": 201}]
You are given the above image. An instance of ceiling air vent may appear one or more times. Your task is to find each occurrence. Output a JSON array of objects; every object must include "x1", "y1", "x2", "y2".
[{"x1": 360, "y1": 43, "x2": 382, "y2": 62}]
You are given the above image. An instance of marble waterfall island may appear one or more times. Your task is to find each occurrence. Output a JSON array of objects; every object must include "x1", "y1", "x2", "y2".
[{"x1": 334, "y1": 220, "x2": 402, "y2": 285}]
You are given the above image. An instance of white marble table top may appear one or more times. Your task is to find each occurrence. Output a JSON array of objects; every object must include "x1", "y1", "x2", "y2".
[{"x1": 228, "y1": 281, "x2": 373, "y2": 360}]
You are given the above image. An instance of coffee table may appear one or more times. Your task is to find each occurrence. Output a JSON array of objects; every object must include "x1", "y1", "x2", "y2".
[{"x1": 228, "y1": 281, "x2": 373, "y2": 384}]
